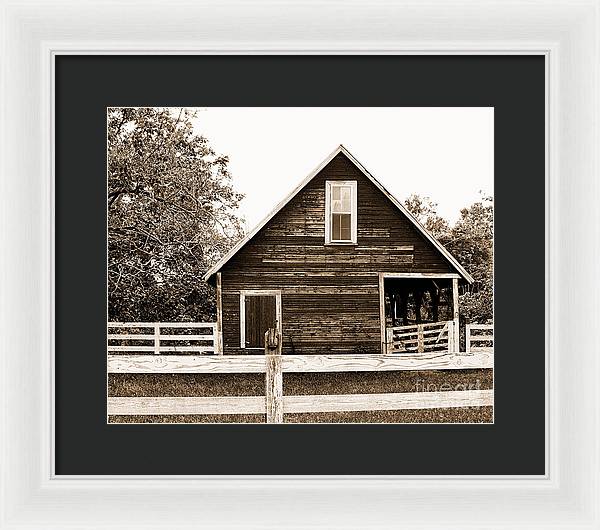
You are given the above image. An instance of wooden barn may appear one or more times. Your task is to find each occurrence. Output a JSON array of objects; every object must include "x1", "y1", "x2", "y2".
[{"x1": 204, "y1": 145, "x2": 474, "y2": 355}]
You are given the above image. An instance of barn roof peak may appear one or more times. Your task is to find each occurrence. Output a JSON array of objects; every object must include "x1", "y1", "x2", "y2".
[{"x1": 204, "y1": 145, "x2": 474, "y2": 283}]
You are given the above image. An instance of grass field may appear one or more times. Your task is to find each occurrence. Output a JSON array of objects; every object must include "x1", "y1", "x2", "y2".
[{"x1": 108, "y1": 368, "x2": 493, "y2": 423}]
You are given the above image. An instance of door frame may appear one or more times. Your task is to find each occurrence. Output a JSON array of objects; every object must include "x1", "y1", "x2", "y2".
[
  {"x1": 378, "y1": 272, "x2": 461, "y2": 354},
  {"x1": 239, "y1": 289, "x2": 282, "y2": 349}
]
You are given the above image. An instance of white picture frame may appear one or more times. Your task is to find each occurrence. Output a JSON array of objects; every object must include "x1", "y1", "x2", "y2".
[{"x1": 1, "y1": 1, "x2": 598, "y2": 528}]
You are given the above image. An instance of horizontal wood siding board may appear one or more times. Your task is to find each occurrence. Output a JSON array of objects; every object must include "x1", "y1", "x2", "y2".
[{"x1": 223, "y1": 286, "x2": 381, "y2": 354}]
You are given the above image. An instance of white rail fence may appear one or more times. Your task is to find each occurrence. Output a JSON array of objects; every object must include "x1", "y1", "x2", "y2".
[
  {"x1": 108, "y1": 322, "x2": 219, "y2": 355},
  {"x1": 108, "y1": 322, "x2": 494, "y2": 422},
  {"x1": 386, "y1": 320, "x2": 456, "y2": 354},
  {"x1": 466, "y1": 324, "x2": 494, "y2": 353},
  {"x1": 108, "y1": 352, "x2": 493, "y2": 422}
]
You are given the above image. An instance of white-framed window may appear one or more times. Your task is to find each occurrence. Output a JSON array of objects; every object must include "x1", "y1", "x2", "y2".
[{"x1": 325, "y1": 180, "x2": 357, "y2": 244}]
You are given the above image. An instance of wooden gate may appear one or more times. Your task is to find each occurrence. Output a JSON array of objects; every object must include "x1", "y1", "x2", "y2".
[{"x1": 385, "y1": 320, "x2": 456, "y2": 353}]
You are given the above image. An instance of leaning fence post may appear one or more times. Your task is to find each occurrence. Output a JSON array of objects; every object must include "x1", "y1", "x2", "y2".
[{"x1": 265, "y1": 328, "x2": 283, "y2": 423}]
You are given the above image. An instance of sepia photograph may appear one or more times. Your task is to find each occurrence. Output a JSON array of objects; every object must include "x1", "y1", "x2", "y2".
[{"x1": 107, "y1": 106, "x2": 494, "y2": 424}]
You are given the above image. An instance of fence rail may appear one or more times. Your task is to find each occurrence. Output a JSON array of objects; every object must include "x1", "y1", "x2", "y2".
[
  {"x1": 108, "y1": 322, "x2": 219, "y2": 355},
  {"x1": 107, "y1": 351, "x2": 493, "y2": 374},
  {"x1": 466, "y1": 324, "x2": 494, "y2": 353},
  {"x1": 108, "y1": 389, "x2": 494, "y2": 416}
]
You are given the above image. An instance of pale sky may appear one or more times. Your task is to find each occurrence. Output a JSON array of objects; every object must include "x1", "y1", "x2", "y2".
[{"x1": 191, "y1": 107, "x2": 493, "y2": 229}]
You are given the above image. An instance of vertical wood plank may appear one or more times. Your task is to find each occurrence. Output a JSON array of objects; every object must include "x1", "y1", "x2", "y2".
[
  {"x1": 452, "y1": 278, "x2": 459, "y2": 352},
  {"x1": 386, "y1": 327, "x2": 393, "y2": 354},
  {"x1": 153, "y1": 324, "x2": 160, "y2": 355},
  {"x1": 414, "y1": 289, "x2": 423, "y2": 324},
  {"x1": 465, "y1": 323, "x2": 471, "y2": 354},
  {"x1": 239, "y1": 293, "x2": 245, "y2": 348},
  {"x1": 275, "y1": 292, "x2": 282, "y2": 350},
  {"x1": 216, "y1": 273, "x2": 223, "y2": 355},
  {"x1": 430, "y1": 287, "x2": 440, "y2": 323},
  {"x1": 265, "y1": 329, "x2": 283, "y2": 423},
  {"x1": 379, "y1": 273, "x2": 386, "y2": 354},
  {"x1": 447, "y1": 322, "x2": 453, "y2": 353},
  {"x1": 324, "y1": 181, "x2": 331, "y2": 244}
]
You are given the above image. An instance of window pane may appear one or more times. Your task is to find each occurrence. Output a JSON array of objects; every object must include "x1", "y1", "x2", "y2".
[
  {"x1": 331, "y1": 213, "x2": 352, "y2": 241},
  {"x1": 340, "y1": 186, "x2": 351, "y2": 211},
  {"x1": 331, "y1": 185, "x2": 351, "y2": 213},
  {"x1": 340, "y1": 214, "x2": 351, "y2": 240},
  {"x1": 340, "y1": 213, "x2": 351, "y2": 230},
  {"x1": 332, "y1": 213, "x2": 341, "y2": 240}
]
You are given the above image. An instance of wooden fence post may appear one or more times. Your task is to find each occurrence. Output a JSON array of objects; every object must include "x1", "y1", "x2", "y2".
[
  {"x1": 386, "y1": 328, "x2": 394, "y2": 354},
  {"x1": 417, "y1": 324, "x2": 424, "y2": 353},
  {"x1": 465, "y1": 324, "x2": 472, "y2": 354},
  {"x1": 452, "y1": 278, "x2": 460, "y2": 352},
  {"x1": 153, "y1": 324, "x2": 160, "y2": 355},
  {"x1": 265, "y1": 328, "x2": 283, "y2": 424},
  {"x1": 215, "y1": 273, "x2": 223, "y2": 355}
]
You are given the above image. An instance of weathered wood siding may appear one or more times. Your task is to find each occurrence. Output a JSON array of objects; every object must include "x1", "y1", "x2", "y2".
[{"x1": 220, "y1": 153, "x2": 454, "y2": 355}]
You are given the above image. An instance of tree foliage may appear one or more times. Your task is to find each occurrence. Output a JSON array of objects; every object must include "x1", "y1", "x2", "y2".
[
  {"x1": 108, "y1": 108, "x2": 244, "y2": 322},
  {"x1": 404, "y1": 193, "x2": 494, "y2": 324},
  {"x1": 403, "y1": 194, "x2": 450, "y2": 240}
]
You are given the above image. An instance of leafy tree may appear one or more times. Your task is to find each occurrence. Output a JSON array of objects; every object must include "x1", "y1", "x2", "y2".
[
  {"x1": 446, "y1": 196, "x2": 494, "y2": 323},
  {"x1": 108, "y1": 107, "x2": 244, "y2": 322},
  {"x1": 404, "y1": 193, "x2": 494, "y2": 324},
  {"x1": 403, "y1": 194, "x2": 449, "y2": 239}
]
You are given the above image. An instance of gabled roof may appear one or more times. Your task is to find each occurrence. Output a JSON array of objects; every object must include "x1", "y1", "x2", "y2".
[{"x1": 204, "y1": 145, "x2": 474, "y2": 284}]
